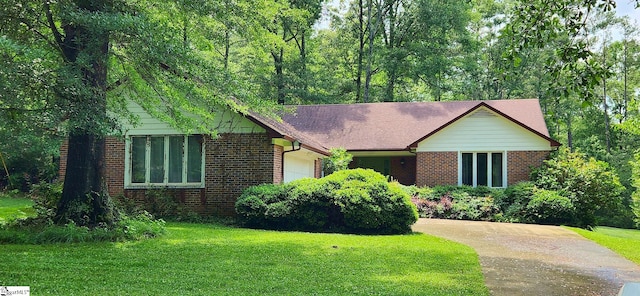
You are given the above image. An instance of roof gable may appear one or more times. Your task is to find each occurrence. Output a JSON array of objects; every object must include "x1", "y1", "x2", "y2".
[
  {"x1": 278, "y1": 99, "x2": 559, "y2": 151},
  {"x1": 415, "y1": 105, "x2": 558, "y2": 151},
  {"x1": 407, "y1": 101, "x2": 560, "y2": 148}
]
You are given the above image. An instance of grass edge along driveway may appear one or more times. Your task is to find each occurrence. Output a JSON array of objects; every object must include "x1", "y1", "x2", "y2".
[
  {"x1": 0, "y1": 222, "x2": 489, "y2": 295},
  {"x1": 568, "y1": 226, "x2": 640, "y2": 266}
]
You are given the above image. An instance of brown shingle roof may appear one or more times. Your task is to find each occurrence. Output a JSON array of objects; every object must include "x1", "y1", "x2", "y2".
[
  {"x1": 276, "y1": 99, "x2": 559, "y2": 151},
  {"x1": 246, "y1": 110, "x2": 332, "y2": 155}
]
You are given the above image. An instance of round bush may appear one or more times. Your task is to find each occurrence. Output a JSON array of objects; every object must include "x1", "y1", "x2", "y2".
[
  {"x1": 235, "y1": 184, "x2": 290, "y2": 229},
  {"x1": 526, "y1": 189, "x2": 575, "y2": 225},
  {"x1": 287, "y1": 178, "x2": 332, "y2": 231},
  {"x1": 235, "y1": 169, "x2": 418, "y2": 234}
]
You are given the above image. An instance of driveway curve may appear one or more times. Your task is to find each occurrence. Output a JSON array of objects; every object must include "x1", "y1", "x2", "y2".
[{"x1": 412, "y1": 219, "x2": 640, "y2": 296}]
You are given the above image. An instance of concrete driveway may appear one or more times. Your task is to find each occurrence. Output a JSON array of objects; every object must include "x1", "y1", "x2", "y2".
[{"x1": 412, "y1": 219, "x2": 640, "y2": 296}]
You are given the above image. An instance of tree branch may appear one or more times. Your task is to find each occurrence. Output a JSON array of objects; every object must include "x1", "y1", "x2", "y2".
[
  {"x1": 44, "y1": 2, "x2": 65, "y2": 51},
  {"x1": 106, "y1": 76, "x2": 129, "y2": 92},
  {"x1": 0, "y1": 106, "x2": 52, "y2": 113}
]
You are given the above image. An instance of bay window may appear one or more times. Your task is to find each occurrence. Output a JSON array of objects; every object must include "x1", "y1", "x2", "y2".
[{"x1": 128, "y1": 135, "x2": 204, "y2": 187}]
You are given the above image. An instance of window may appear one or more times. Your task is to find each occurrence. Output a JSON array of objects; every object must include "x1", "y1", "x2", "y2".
[
  {"x1": 128, "y1": 135, "x2": 204, "y2": 186},
  {"x1": 460, "y1": 152, "x2": 504, "y2": 187}
]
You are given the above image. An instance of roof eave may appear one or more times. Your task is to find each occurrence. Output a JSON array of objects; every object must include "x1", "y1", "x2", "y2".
[{"x1": 245, "y1": 113, "x2": 330, "y2": 155}]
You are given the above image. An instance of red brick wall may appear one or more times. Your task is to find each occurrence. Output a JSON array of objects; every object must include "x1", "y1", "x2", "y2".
[
  {"x1": 202, "y1": 133, "x2": 276, "y2": 216},
  {"x1": 105, "y1": 137, "x2": 126, "y2": 197},
  {"x1": 58, "y1": 139, "x2": 69, "y2": 182},
  {"x1": 58, "y1": 133, "x2": 278, "y2": 217},
  {"x1": 273, "y1": 145, "x2": 283, "y2": 184},
  {"x1": 414, "y1": 150, "x2": 551, "y2": 187},
  {"x1": 416, "y1": 152, "x2": 458, "y2": 187},
  {"x1": 389, "y1": 156, "x2": 416, "y2": 185},
  {"x1": 507, "y1": 150, "x2": 550, "y2": 185}
]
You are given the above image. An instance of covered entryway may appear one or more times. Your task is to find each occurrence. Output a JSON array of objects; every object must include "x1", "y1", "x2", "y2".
[{"x1": 349, "y1": 153, "x2": 416, "y2": 185}]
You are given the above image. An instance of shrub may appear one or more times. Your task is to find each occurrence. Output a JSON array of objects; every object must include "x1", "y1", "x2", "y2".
[
  {"x1": 235, "y1": 169, "x2": 418, "y2": 234},
  {"x1": 235, "y1": 184, "x2": 290, "y2": 229},
  {"x1": 112, "y1": 189, "x2": 204, "y2": 223},
  {"x1": 525, "y1": 189, "x2": 575, "y2": 225},
  {"x1": 406, "y1": 182, "x2": 577, "y2": 226},
  {"x1": 30, "y1": 181, "x2": 63, "y2": 217},
  {"x1": 449, "y1": 192, "x2": 500, "y2": 221},
  {"x1": 403, "y1": 185, "x2": 434, "y2": 200},
  {"x1": 532, "y1": 148, "x2": 625, "y2": 228},
  {"x1": 287, "y1": 178, "x2": 332, "y2": 231},
  {"x1": 498, "y1": 181, "x2": 536, "y2": 222},
  {"x1": 322, "y1": 148, "x2": 353, "y2": 176},
  {"x1": 411, "y1": 195, "x2": 453, "y2": 218},
  {"x1": 407, "y1": 185, "x2": 500, "y2": 221}
]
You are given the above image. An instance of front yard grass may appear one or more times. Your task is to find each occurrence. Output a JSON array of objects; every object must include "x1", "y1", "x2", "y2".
[
  {"x1": 0, "y1": 194, "x2": 35, "y2": 224},
  {"x1": 0, "y1": 220, "x2": 488, "y2": 295},
  {"x1": 568, "y1": 226, "x2": 640, "y2": 265}
]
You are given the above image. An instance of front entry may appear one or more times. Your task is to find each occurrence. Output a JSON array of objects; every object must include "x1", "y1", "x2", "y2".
[{"x1": 350, "y1": 156, "x2": 416, "y2": 185}]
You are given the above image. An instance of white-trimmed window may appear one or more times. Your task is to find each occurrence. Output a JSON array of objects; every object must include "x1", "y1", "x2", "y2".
[
  {"x1": 127, "y1": 135, "x2": 204, "y2": 187},
  {"x1": 459, "y1": 152, "x2": 505, "y2": 188}
]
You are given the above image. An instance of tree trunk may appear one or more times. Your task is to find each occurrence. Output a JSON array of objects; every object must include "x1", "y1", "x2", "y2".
[
  {"x1": 58, "y1": 134, "x2": 113, "y2": 226},
  {"x1": 385, "y1": 70, "x2": 396, "y2": 102},
  {"x1": 623, "y1": 38, "x2": 628, "y2": 121},
  {"x1": 567, "y1": 115, "x2": 573, "y2": 152},
  {"x1": 384, "y1": 0, "x2": 396, "y2": 102},
  {"x1": 300, "y1": 29, "x2": 308, "y2": 97},
  {"x1": 364, "y1": 0, "x2": 380, "y2": 103},
  {"x1": 602, "y1": 44, "x2": 611, "y2": 154},
  {"x1": 272, "y1": 48, "x2": 286, "y2": 104},
  {"x1": 356, "y1": 0, "x2": 365, "y2": 103},
  {"x1": 224, "y1": 29, "x2": 230, "y2": 71},
  {"x1": 55, "y1": 1, "x2": 116, "y2": 226}
]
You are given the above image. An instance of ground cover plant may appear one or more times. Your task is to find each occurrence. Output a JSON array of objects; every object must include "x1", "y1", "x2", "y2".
[
  {"x1": 569, "y1": 226, "x2": 640, "y2": 265},
  {"x1": 0, "y1": 222, "x2": 489, "y2": 295},
  {"x1": 0, "y1": 186, "x2": 165, "y2": 244}
]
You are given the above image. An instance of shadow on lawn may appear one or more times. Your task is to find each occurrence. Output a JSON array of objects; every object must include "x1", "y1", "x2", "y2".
[{"x1": 0, "y1": 223, "x2": 488, "y2": 295}]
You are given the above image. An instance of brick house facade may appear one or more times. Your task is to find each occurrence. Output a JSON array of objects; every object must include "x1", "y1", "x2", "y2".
[
  {"x1": 415, "y1": 152, "x2": 458, "y2": 187},
  {"x1": 58, "y1": 99, "x2": 558, "y2": 217},
  {"x1": 60, "y1": 133, "x2": 322, "y2": 216},
  {"x1": 507, "y1": 151, "x2": 550, "y2": 186}
]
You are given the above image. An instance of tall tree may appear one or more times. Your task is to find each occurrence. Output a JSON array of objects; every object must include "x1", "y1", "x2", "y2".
[
  {"x1": 266, "y1": 0, "x2": 322, "y2": 104},
  {"x1": 409, "y1": 0, "x2": 473, "y2": 101},
  {"x1": 0, "y1": 0, "x2": 265, "y2": 226},
  {"x1": 505, "y1": 0, "x2": 640, "y2": 104}
]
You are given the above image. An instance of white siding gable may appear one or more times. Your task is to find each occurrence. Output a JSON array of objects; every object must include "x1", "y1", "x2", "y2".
[
  {"x1": 122, "y1": 101, "x2": 265, "y2": 135},
  {"x1": 416, "y1": 107, "x2": 552, "y2": 152}
]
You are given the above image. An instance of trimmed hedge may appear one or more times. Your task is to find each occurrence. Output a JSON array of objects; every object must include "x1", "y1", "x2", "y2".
[{"x1": 235, "y1": 169, "x2": 418, "y2": 234}]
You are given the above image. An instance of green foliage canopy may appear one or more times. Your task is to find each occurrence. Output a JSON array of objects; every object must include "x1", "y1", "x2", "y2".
[{"x1": 532, "y1": 148, "x2": 625, "y2": 227}]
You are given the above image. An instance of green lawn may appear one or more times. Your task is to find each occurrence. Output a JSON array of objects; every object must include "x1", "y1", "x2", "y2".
[
  {"x1": 0, "y1": 197, "x2": 488, "y2": 295},
  {"x1": 569, "y1": 226, "x2": 640, "y2": 265},
  {"x1": 0, "y1": 194, "x2": 35, "y2": 224}
]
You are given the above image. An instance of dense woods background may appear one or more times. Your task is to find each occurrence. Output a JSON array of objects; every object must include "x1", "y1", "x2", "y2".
[{"x1": 1, "y1": 0, "x2": 639, "y2": 227}]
